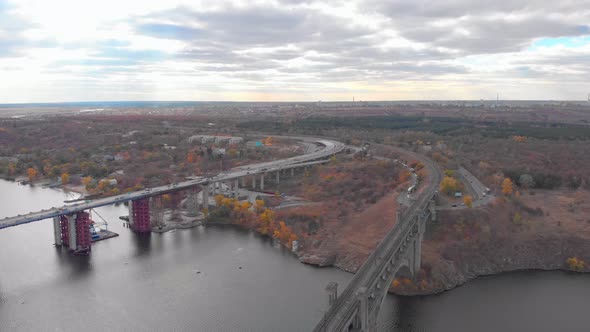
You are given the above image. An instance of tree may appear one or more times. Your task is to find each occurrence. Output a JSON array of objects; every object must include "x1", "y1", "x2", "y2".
[
  {"x1": 61, "y1": 172, "x2": 70, "y2": 185},
  {"x1": 439, "y1": 176, "x2": 459, "y2": 195},
  {"x1": 519, "y1": 174, "x2": 535, "y2": 189},
  {"x1": 186, "y1": 151, "x2": 196, "y2": 163},
  {"x1": 566, "y1": 257, "x2": 585, "y2": 271},
  {"x1": 27, "y1": 167, "x2": 37, "y2": 181},
  {"x1": 463, "y1": 195, "x2": 473, "y2": 208},
  {"x1": 81, "y1": 176, "x2": 92, "y2": 186},
  {"x1": 502, "y1": 178, "x2": 514, "y2": 196}
]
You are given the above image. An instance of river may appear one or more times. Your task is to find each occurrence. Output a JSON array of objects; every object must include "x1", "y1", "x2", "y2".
[{"x1": 1, "y1": 180, "x2": 589, "y2": 331}]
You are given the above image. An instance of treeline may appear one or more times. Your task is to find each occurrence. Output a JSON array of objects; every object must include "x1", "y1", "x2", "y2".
[{"x1": 237, "y1": 116, "x2": 590, "y2": 141}]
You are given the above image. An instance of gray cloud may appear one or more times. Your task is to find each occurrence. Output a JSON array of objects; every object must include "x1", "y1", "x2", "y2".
[{"x1": 370, "y1": 0, "x2": 590, "y2": 54}]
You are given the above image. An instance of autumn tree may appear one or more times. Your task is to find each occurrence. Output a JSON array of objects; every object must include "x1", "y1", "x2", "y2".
[
  {"x1": 186, "y1": 151, "x2": 196, "y2": 163},
  {"x1": 82, "y1": 176, "x2": 93, "y2": 187},
  {"x1": 502, "y1": 178, "x2": 514, "y2": 196},
  {"x1": 566, "y1": 257, "x2": 585, "y2": 271},
  {"x1": 439, "y1": 176, "x2": 459, "y2": 195},
  {"x1": 61, "y1": 172, "x2": 70, "y2": 185},
  {"x1": 463, "y1": 195, "x2": 473, "y2": 208},
  {"x1": 26, "y1": 167, "x2": 37, "y2": 181}
]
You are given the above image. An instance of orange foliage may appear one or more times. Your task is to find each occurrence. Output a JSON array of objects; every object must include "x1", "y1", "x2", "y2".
[
  {"x1": 26, "y1": 167, "x2": 37, "y2": 181},
  {"x1": 81, "y1": 176, "x2": 92, "y2": 186},
  {"x1": 463, "y1": 195, "x2": 473, "y2": 208},
  {"x1": 502, "y1": 178, "x2": 513, "y2": 196}
]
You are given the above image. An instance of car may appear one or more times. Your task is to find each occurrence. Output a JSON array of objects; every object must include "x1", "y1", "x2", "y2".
[{"x1": 451, "y1": 204, "x2": 457, "y2": 207}]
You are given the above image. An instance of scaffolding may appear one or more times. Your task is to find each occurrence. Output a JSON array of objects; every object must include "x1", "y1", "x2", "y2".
[{"x1": 131, "y1": 198, "x2": 151, "y2": 232}]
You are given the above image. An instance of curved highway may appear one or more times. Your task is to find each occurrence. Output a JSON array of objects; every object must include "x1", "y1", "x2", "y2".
[{"x1": 0, "y1": 137, "x2": 345, "y2": 229}]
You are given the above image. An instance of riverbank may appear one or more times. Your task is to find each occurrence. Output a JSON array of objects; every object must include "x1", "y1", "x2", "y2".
[{"x1": 391, "y1": 190, "x2": 590, "y2": 295}]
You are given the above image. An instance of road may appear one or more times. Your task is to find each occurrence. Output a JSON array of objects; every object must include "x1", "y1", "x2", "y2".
[
  {"x1": 439, "y1": 166, "x2": 495, "y2": 210},
  {"x1": 0, "y1": 137, "x2": 344, "y2": 229}
]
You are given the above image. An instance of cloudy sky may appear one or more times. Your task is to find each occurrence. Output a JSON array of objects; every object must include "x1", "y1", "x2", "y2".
[{"x1": 0, "y1": 0, "x2": 589, "y2": 102}]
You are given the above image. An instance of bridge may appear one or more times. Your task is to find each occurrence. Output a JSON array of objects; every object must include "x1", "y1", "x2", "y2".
[
  {"x1": 313, "y1": 153, "x2": 442, "y2": 332},
  {"x1": 0, "y1": 137, "x2": 344, "y2": 253}
]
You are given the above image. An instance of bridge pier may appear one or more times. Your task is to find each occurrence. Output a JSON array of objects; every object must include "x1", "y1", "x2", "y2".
[
  {"x1": 291, "y1": 168, "x2": 294, "y2": 176},
  {"x1": 67, "y1": 215, "x2": 77, "y2": 249},
  {"x1": 353, "y1": 287, "x2": 370, "y2": 331},
  {"x1": 234, "y1": 179, "x2": 239, "y2": 196},
  {"x1": 53, "y1": 216, "x2": 62, "y2": 246},
  {"x1": 201, "y1": 184, "x2": 209, "y2": 210},
  {"x1": 241, "y1": 176, "x2": 246, "y2": 188},
  {"x1": 326, "y1": 282, "x2": 338, "y2": 308},
  {"x1": 130, "y1": 198, "x2": 151, "y2": 233},
  {"x1": 276, "y1": 171, "x2": 280, "y2": 185},
  {"x1": 260, "y1": 174, "x2": 265, "y2": 191},
  {"x1": 251, "y1": 176, "x2": 256, "y2": 189},
  {"x1": 429, "y1": 199, "x2": 437, "y2": 221}
]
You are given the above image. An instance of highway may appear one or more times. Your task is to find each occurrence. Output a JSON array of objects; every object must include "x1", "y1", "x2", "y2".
[
  {"x1": 0, "y1": 137, "x2": 344, "y2": 230},
  {"x1": 313, "y1": 149, "x2": 442, "y2": 331}
]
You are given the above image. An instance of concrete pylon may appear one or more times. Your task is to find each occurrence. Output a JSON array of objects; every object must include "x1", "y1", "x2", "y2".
[
  {"x1": 252, "y1": 176, "x2": 256, "y2": 189},
  {"x1": 260, "y1": 174, "x2": 265, "y2": 191},
  {"x1": 291, "y1": 168, "x2": 294, "y2": 176},
  {"x1": 53, "y1": 216, "x2": 62, "y2": 245},
  {"x1": 234, "y1": 179, "x2": 239, "y2": 196},
  {"x1": 326, "y1": 282, "x2": 338, "y2": 308},
  {"x1": 276, "y1": 171, "x2": 280, "y2": 184},
  {"x1": 241, "y1": 177, "x2": 246, "y2": 187},
  {"x1": 67, "y1": 215, "x2": 77, "y2": 249},
  {"x1": 354, "y1": 287, "x2": 369, "y2": 331},
  {"x1": 429, "y1": 199, "x2": 437, "y2": 221},
  {"x1": 201, "y1": 184, "x2": 209, "y2": 209}
]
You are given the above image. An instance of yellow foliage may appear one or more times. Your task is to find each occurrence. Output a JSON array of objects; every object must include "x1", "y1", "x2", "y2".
[
  {"x1": 439, "y1": 176, "x2": 459, "y2": 195},
  {"x1": 566, "y1": 257, "x2": 585, "y2": 271},
  {"x1": 61, "y1": 172, "x2": 70, "y2": 185}
]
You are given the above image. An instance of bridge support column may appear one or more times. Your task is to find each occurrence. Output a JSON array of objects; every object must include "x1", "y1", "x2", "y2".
[
  {"x1": 260, "y1": 174, "x2": 265, "y2": 191},
  {"x1": 291, "y1": 168, "x2": 294, "y2": 176},
  {"x1": 75, "y1": 211, "x2": 92, "y2": 253},
  {"x1": 353, "y1": 287, "x2": 370, "y2": 331},
  {"x1": 67, "y1": 215, "x2": 77, "y2": 249},
  {"x1": 201, "y1": 184, "x2": 209, "y2": 210},
  {"x1": 326, "y1": 282, "x2": 338, "y2": 308},
  {"x1": 276, "y1": 171, "x2": 280, "y2": 185},
  {"x1": 411, "y1": 222, "x2": 425, "y2": 275},
  {"x1": 60, "y1": 215, "x2": 69, "y2": 246},
  {"x1": 130, "y1": 198, "x2": 151, "y2": 233},
  {"x1": 234, "y1": 179, "x2": 239, "y2": 196},
  {"x1": 53, "y1": 216, "x2": 62, "y2": 246},
  {"x1": 251, "y1": 176, "x2": 256, "y2": 189},
  {"x1": 429, "y1": 199, "x2": 437, "y2": 221},
  {"x1": 241, "y1": 176, "x2": 246, "y2": 188}
]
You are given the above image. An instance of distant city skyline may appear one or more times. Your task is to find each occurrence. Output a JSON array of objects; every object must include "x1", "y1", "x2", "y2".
[{"x1": 0, "y1": 0, "x2": 589, "y2": 103}]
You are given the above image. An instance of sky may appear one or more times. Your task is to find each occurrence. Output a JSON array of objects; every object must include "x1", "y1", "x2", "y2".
[{"x1": 0, "y1": 0, "x2": 589, "y2": 103}]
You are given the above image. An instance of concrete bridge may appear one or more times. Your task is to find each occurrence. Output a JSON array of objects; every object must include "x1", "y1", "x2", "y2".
[
  {"x1": 0, "y1": 137, "x2": 344, "y2": 253},
  {"x1": 313, "y1": 156, "x2": 442, "y2": 332}
]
